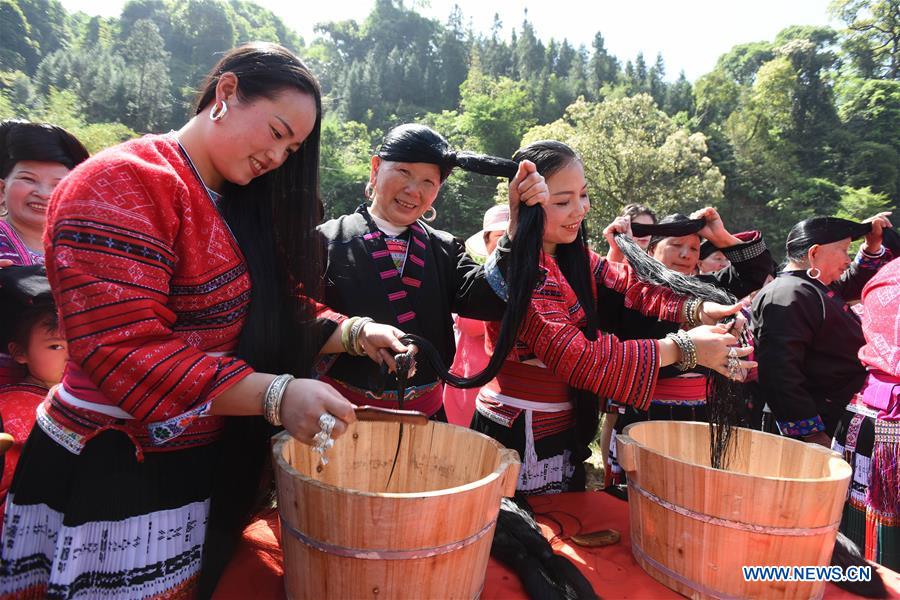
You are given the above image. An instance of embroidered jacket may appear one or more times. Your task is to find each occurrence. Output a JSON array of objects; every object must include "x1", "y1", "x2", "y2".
[
  {"x1": 40, "y1": 135, "x2": 342, "y2": 454},
  {"x1": 316, "y1": 205, "x2": 505, "y2": 413},
  {"x1": 478, "y1": 250, "x2": 688, "y2": 432}
]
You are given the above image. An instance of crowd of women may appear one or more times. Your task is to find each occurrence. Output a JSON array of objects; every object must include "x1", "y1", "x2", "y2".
[{"x1": 0, "y1": 41, "x2": 896, "y2": 598}]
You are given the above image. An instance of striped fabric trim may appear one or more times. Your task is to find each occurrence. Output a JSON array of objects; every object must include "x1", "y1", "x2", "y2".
[
  {"x1": 356, "y1": 206, "x2": 427, "y2": 328},
  {"x1": 0, "y1": 496, "x2": 207, "y2": 599}
]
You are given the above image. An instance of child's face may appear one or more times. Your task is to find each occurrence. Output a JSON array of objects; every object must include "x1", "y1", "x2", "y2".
[{"x1": 11, "y1": 324, "x2": 68, "y2": 386}]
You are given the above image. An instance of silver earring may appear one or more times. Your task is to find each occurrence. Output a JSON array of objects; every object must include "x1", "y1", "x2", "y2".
[
  {"x1": 806, "y1": 266, "x2": 821, "y2": 280},
  {"x1": 209, "y1": 100, "x2": 228, "y2": 122},
  {"x1": 422, "y1": 207, "x2": 437, "y2": 222},
  {"x1": 364, "y1": 181, "x2": 374, "y2": 200}
]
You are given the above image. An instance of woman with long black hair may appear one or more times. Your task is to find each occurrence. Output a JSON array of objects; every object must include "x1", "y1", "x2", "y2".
[
  {"x1": 462, "y1": 141, "x2": 754, "y2": 494},
  {"x1": 604, "y1": 210, "x2": 773, "y2": 486},
  {"x1": 0, "y1": 43, "x2": 410, "y2": 599}
]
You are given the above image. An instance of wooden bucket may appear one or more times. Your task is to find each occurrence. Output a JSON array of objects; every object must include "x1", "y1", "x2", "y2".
[
  {"x1": 272, "y1": 421, "x2": 520, "y2": 599},
  {"x1": 616, "y1": 421, "x2": 852, "y2": 600}
]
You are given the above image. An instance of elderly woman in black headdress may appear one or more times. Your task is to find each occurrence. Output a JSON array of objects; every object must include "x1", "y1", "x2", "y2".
[
  {"x1": 604, "y1": 207, "x2": 773, "y2": 486},
  {"x1": 316, "y1": 124, "x2": 547, "y2": 419},
  {"x1": 751, "y1": 213, "x2": 893, "y2": 446}
]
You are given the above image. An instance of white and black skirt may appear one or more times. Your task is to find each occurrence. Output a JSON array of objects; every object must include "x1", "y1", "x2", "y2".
[{"x1": 0, "y1": 426, "x2": 218, "y2": 599}]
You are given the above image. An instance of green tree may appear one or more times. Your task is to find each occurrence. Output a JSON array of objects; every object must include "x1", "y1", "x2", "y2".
[
  {"x1": 16, "y1": 0, "x2": 71, "y2": 72},
  {"x1": 832, "y1": 0, "x2": 900, "y2": 79},
  {"x1": 0, "y1": 0, "x2": 40, "y2": 72},
  {"x1": 665, "y1": 71, "x2": 695, "y2": 116},
  {"x1": 121, "y1": 19, "x2": 173, "y2": 132},
  {"x1": 521, "y1": 95, "x2": 725, "y2": 238},
  {"x1": 319, "y1": 117, "x2": 376, "y2": 218},
  {"x1": 30, "y1": 88, "x2": 136, "y2": 153},
  {"x1": 587, "y1": 32, "x2": 618, "y2": 94},
  {"x1": 457, "y1": 62, "x2": 536, "y2": 157},
  {"x1": 437, "y1": 5, "x2": 469, "y2": 107}
]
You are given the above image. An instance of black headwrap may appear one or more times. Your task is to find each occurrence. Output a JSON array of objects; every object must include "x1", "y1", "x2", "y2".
[
  {"x1": 631, "y1": 213, "x2": 706, "y2": 251},
  {"x1": 785, "y1": 217, "x2": 872, "y2": 260},
  {"x1": 699, "y1": 239, "x2": 719, "y2": 260},
  {"x1": 377, "y1": 124, "x2": 517, "y2": 182},
  {"x1": 883, "y1": 226, "x2": 900, "y2": 257},
  {"x1": 0, "y1": 120, "x2": 89, "y2": 179},
  {"x1": 0, "y1": 265, "x2": 54, "y2": 347}
]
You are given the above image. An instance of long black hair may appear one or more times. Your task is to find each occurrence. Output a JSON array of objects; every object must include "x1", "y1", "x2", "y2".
[
  {"x1": 613, "y1": 224, "x2": 744, "y2": 469},
  {"x1": 196, "y1": 42, "x2": 325, "y2": 597},
  {"x1": 405, "y1": 140, "x2": 602, "y2": 486}
]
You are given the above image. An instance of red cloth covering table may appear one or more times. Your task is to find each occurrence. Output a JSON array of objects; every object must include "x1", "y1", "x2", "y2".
[{"x1": 213, "y1": 491, "x2": 900, "y2": 599}]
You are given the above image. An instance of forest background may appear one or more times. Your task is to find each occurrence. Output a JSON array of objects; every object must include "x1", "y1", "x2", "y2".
[{"x1": 2, "y1": 0, "x2": 899, "y2": 258}]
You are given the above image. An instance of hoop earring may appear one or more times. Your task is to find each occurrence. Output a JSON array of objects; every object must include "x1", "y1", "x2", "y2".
[
  {"x1": 364, "y1": 181, "x2": 374, "y2": 200},
  {"x1": 806, "y1": 266, "x2": 821, "y2": 280},
  {"x1": 422, "y1": 206, "x2": 437, "y2": 222},
  {"x1": 209, "y1": 100, "x2": 228, "y2": 122}
]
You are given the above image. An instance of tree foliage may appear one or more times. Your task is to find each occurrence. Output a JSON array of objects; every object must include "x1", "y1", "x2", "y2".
[
  {"x1": 0, "y1": 0, "x2": 896, "y2": 253},
  {"x1": 521, "y1": 95, "x2": 724, "y2": 241}
]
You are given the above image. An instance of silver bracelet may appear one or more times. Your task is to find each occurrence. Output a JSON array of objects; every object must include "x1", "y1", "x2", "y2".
[
  {"x1": 350, "y1": 317, "x2": 374, "y2": 356},
  {"x1": 666, "y1": 330, "x2": 697, "y2": 371},
  {"x1": 263, "y1": 374, "x2": 294, "y2": 426}
]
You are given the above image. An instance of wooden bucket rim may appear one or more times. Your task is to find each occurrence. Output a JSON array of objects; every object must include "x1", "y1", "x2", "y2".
[
  {"x1": 272, "y1": 421, "x2": 520, "y2": 499},
  {"x1": 619, "y1": 420, "x2": 852, "y2": 483}
]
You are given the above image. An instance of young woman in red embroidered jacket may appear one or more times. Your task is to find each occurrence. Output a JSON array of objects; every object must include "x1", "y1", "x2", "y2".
[
  {"x1": 469, "y1": 141, "x2": 757, "y2": 494},
  {"x1": 0, "y1": 43, "x2": 411, "y2": 599}
]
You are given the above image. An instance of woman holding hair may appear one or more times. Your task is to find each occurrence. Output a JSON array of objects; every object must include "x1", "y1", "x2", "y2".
[
  {"x1": 604, "y1": 209, "x2": 772, "y2": 486},
  {"x1": 465, "y1": 141, "x2": 755, "y2": 494},
  {"x1": 0, "y1": 43, "x2": 409, "y2": 599},
  {"x1": 317, "y1": 124, "x2": 545, "y2": 420}
]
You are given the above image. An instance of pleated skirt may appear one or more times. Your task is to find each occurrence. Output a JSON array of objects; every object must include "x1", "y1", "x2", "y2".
[
  {"x1": 833, "y1": 408, "x2": 900, "y2": 571},
  {"x1": 0, "y1": 426, "x2": 218, "y2": 599}
]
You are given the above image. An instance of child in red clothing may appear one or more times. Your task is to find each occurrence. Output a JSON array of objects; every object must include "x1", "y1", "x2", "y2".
[{"x1": 0, "y1": 266, "x2": 66, "y2": 506}]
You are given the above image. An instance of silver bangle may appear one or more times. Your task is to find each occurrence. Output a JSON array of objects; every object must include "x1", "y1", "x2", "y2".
[
  {"x1": 666, "y1": 330, "x2": 697, "y2": 371},
  {"x1": 350, "y1": 317, "x2": 374, "y2": 356},
  {"x1": 263, "y1": 374, "x2": 293, "y2": 426}
]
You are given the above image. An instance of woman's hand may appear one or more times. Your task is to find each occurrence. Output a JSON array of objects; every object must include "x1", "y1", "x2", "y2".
[
  {"x1": 698, "y1": 299, "x2": 750, "y2": 326},
  {"x1": 863, "y1": 211, "x2": 892, "y2": 253},
  {"x1": 507, "y1": 159, "x2": 549, "y2": 240},
  {"x1": 687, "y1": 325, "x2": 756, "y2": 381},
  {"x1": 603, "y1": 216, "x2": 632, "y2": 263},
  {"x1": 358, "y1": 322, "x2": 413, "y2": 373},
  {"x1": 280, "y1": 378, "x2": 357, "y2": 445},
  {"x1": 691, "y1": 207, "x2": 740, "y2": 248},
  {"x1": 0, "y1": 259, "x2": 12, "y2": 269}
]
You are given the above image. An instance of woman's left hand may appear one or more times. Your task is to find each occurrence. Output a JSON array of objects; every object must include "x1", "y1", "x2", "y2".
[
  {"x1": 507, "y1": 159, "x2": 549, "y2": 240},
  {"x1": 863, "y1": 211, "x2": 892, "y2": 252}
]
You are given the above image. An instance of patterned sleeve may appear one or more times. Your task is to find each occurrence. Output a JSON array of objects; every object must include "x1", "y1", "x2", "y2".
[
  {"x1": 518, "y1": 284, "x2": 660, "y2": 411},
  {"x1": 593, "y1": 253, "x2": 687, "y2": 322},
  {"x1": 45, "y1": 160, "x2": 252, "y2": 423}
]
